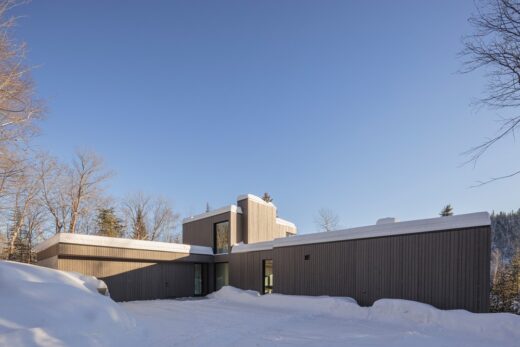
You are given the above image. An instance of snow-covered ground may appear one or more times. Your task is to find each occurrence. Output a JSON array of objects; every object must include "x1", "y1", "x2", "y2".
[{"x1": 1, "y1": 261, "x2": 520, "y2": 347}]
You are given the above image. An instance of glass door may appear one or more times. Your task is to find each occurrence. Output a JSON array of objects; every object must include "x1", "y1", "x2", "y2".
[{"x1": 263, "y1": 259, "x2": 273, "y2": 294}]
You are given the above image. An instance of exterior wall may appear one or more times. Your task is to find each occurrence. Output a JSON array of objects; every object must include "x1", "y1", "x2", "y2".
[
  {"x1": 238, "y1": 197, "x2": 285, "y2": 243},
  {"x1": 276, "y1": 222, "x2": 297, "y2": 237},
  {"x1": 36, "y1": 243, "x2": 213, "y2": 302},
  {"x1": 229, "y1": 250, "x2": 273, "y2": 293},
  {"x1": 272, "y1": 226, "x2": 490, "y2": 313},
  {"x1": 182, "y1": 211, "x2": 241, "y2": 249}
]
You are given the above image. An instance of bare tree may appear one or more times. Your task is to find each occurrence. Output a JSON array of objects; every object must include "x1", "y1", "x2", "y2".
[
  {"x1": 123, "y1": 193, "x2": 180, "y2": 241},
  {"x1": 314, "y1": 208, "x2": 339, "y2": 232},
  {"x1": 36, "y1": 151, "x2": 111, "y2": 234},
  {"x1": 0, "y1": 0, "x2": 41, "y2": 149},
  {"x1": 67, "y1": 150, "x2": 111, "y2": 233},
  {"x1": 37, "y1": 153, "x2": 68, "y2": 234},
  {"x1": 0, "y1": 0, "x2": 41, "y2": 201},
  {"x1": 462, "y1": 0, "x2": 520, "y2": 184}
]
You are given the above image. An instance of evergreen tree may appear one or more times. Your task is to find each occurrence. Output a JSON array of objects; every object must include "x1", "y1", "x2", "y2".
[
  {"x1": 491, "y1": 248, "x2": 520, "y2": 314},
  {"x1": 132, "y1": 207, "x2": 148, "y2": 240},
  {"x1": 96, "y1": 208, "x2": 125, "y2": 238},
  {"x1": 262, "y1": 192, "x2": 273, "y2": 203},
  {"x1": 440, "y1": 204, "x2": 453, "y2": 217}
]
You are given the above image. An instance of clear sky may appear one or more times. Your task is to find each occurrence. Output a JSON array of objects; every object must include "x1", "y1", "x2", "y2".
[{"x1": 11, "y1": 1, "x2": 520, "y2": 234}]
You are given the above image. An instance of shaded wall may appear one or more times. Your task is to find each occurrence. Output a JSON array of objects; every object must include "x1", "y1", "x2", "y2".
[
  {"x1": 230, "y1": 226, "x2": 491, "y2": 313},
  {"x1": 182, "y1": 211, "x2": 241, "y2": 249},
  {"x1": 37, "y1": 243, "x2": 213, "y2": 302},
  {"x1": 229, "y1": 250, "x2": 273, "y2": 293}
]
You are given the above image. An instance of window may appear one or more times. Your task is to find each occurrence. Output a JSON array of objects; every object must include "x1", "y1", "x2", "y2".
[
  {"x1": 214, "y1": 221, "x2": 230, "y2": 254},
  {"x1": 194, "y1": 264, "x2": 202, "y2": 296},
  {"x1": 263, "y1": 259, "x2": 273, "y2": 294},
  {"x1": 215, "y1": 262, "x2": 229, "y2": 291}
]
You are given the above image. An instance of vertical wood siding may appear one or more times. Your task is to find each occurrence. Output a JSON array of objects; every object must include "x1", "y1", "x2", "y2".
[
  {"x1": 237, "y1": 198, "x2": 291, "y2": 244},
  {"x1": 58, "y1": 258, "x2": 197, "y2": 301},
  {"x1": 229, "y1": 250, "x2": 273, "y2": 293},
  {"x1": 272, "y1": 226, "x2": 490, "y2": 313},
  {"x1": 182, "y1": 211, "x2": 241, "y2": 249}
]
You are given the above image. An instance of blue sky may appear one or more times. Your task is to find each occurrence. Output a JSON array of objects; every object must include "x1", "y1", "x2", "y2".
[{"x1": 11, "y1": 1, "x2": 520, "y2": 234}]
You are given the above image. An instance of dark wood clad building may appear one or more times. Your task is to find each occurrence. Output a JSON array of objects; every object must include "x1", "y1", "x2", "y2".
[
  {"x1": 34, "y1": 234, "x2": 214, "y2": 301},
  {"x1": 35, "y1": 194, "x2": 491, "y2": 313},
  {"x1": 230, "y1": 212, "x2": 491, "y2": 313}
]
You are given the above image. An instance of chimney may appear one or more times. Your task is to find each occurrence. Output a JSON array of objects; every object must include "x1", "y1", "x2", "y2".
[{"x1": 376, "y1": 217, "x2": 397, "y2": 225}]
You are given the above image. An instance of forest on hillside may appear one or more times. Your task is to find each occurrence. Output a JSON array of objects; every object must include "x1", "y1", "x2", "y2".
[{"x1": 490, "y1": 211, "x2": 520, "y2": 314}]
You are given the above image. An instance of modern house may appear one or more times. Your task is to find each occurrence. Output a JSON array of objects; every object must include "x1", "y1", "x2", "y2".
[{"x1": 34, "y1": 193, "x2": 491, "y2": 313}]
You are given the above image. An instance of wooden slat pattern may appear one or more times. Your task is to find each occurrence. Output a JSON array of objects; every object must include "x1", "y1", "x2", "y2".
[
  {"x1": 182, "y1": 211, "x2": 241, "y2": 249},
  {"x1": 229, "y1": 250, "x2": 273, "y2": 293},
  {"x1": 58, "y1": 244, "x2": 212, "y2": 263},
  {"x1": 58, "y1": 258, "x2": 198, "y2": 301},
  {"x1": 272, "y1": 226, "x2": 490, "y2": 312}
]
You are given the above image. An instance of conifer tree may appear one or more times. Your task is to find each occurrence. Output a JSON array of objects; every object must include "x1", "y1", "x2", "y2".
[
  {"x1": 440, "y1": 204, "x2": 453, "y2": 217},
  {"x1": 96, "y1": 208, "x2": 124, "y2": 238},
  {"x1": 262, "y1": 192, "x2": 273, "y2": 203},
  {"x1": 132, "y1": 207, "x2": 148, "y2": 240}
]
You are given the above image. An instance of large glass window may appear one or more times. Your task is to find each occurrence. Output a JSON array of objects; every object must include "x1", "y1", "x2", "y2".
[
  {"x1": 263, "y1": 259, "x2": 273, "y2": 294},
  {"x1": 194, "y1": 264, "x2": 202, "y2": 296},
  {"x1": 215, "y1": 262, "x2": 229, "y2": 291},
  {"x1": 214, "y1": 221, "x2": 230, "y2": 254}
]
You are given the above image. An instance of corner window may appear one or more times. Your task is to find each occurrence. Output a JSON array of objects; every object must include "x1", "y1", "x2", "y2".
[{"x1": 214, "y1": 221, "x2": 230, "y2": 254}]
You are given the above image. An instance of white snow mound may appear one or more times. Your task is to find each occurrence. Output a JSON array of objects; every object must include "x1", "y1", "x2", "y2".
[
  {"x1": 209, "y1": 286, "x2": 520, "y2": 343},
  {"x1": 0, "y1": 261, "x2": 136, "y2": 347}
]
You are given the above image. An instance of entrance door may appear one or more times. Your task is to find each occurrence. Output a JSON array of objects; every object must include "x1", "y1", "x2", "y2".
[{"x1": 263, "y1": 259, "x2": 273, "y2": 294}]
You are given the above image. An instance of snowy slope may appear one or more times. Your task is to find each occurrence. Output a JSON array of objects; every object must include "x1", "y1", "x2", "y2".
[
  {"x1": 0, "y1": 261, "x2": 136, "y2": 347},
  {"x1": 123, "y1": 287, "x2": 520, "y2": 347},
  {"x1": 1, "y1": 261, "x2": 519, "y2": 347}
]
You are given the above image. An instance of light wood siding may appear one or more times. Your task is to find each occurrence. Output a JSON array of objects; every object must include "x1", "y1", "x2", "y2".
[
  {"x1": 276, "y1": 223, "x2": 296, "y2": 237},
  {"x1": 229, "y1": 250, "x2": 273, "y2": 293},
  {"x1": 238, "y1": 198, "x2": 286, "y2": 243},
  {"x1": 36, "y1": 244, "x2": 59, "y2": 261},
  {"x1": 272, "y1": 226, "x2": 490, "y2": 313},
  {"x1": 182, "y1": 211, "x2": 241, "y2": 249}
]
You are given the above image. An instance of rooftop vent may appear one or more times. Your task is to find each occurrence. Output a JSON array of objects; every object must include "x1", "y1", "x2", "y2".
[{"x1": 376, "y1": 217, "x2": 397, "y2": 225}]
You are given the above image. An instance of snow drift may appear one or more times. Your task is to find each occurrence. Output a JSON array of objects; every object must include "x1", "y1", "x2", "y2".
[
  {"x1": 210, "y1": 286, "x2": 520, "y2": 344},
  {"x1": 0, "y1": 261, "x2": 136, "y2": 347}
]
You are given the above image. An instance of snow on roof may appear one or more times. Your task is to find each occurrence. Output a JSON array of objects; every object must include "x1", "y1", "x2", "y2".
[
  {"x1": 232, "y1": 240, "x2": 275, "y2": 253},
  {"x1": 237, "y1": 194, "x2": 276, "y2": 208},
  {"x1": 33, "y1": 233, "x2": 214, "y2": 255},
  {"x1": 232, "y1": 212, "x2": 490, "y2": 253},
  {"x1": 182, "y1": 205, "x2": 242, "y2": 224},
  {"x1": 276, "y1": 217, "x2": 296, "y2": 229}
]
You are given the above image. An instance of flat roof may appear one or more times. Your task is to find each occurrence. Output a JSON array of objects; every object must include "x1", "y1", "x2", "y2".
[
  {"x1": 182, "y1": 205, "x2": 242, "y2": 224},
  {"x1": 33, "y1": 233, "x2": 214, "y2": 255},
  {"x1": 232, "y1": 212, "x2": 490, "y2": 253}
]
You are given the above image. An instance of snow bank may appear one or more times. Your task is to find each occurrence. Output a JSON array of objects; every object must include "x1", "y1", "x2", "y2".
[
  {"x1": 209, "y1": 286, "x2": 365, "y2": 318},
  {"x1": 370, "y1": 299, "x2": 520, "y2": 343},
  {"x1": 209, "y1": 286, "x2": 520, "y2": 343},
  {"x1": 0, "y1": 261, "x2": 136, "y2": 347}
]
